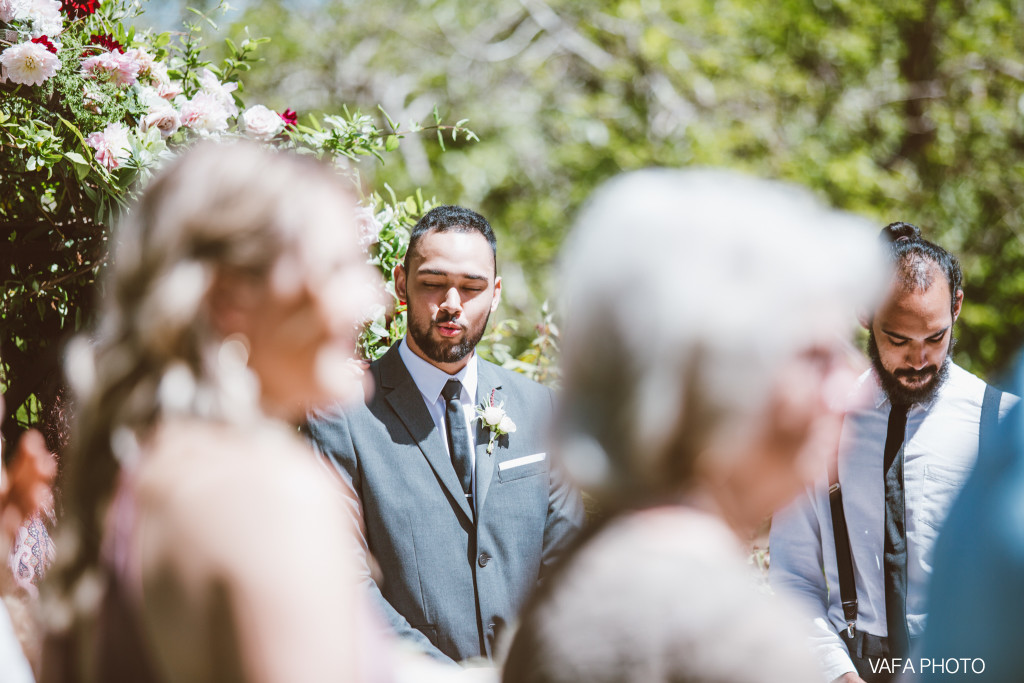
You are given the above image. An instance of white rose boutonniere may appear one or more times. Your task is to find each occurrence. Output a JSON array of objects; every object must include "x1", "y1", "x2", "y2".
[{"x1": 476, "y1": 390, "x2": 516, "y2": 455}]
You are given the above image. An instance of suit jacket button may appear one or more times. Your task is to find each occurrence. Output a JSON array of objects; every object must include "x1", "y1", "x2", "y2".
[{"x1": 478, "y1": 552, "x2": 491, "y2": 567}]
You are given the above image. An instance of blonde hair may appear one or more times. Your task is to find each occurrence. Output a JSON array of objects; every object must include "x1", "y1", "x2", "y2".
[
  {"x1": 47, "y1": 141, "x2": 355, "y2": 635},
  {"x1": 556, "y1": 169, "x2": 886, "y2": 501}
]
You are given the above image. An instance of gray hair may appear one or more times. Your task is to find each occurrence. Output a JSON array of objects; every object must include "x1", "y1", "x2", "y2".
[{"x1": 556, "y1": 168, "x2": 886, "y2": 498}]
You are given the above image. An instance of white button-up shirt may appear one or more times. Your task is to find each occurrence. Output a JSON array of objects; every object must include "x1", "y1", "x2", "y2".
[
  {"x1": 770, "y1": 363, "x2": 1018, "y2": 681},
  {"x1": 398, "y1": 338, "x2": 479, "y2": 499}
]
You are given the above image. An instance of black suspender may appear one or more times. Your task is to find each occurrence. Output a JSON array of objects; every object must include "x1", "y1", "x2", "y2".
[
  {"x1": 827, "y1": 384, "x2": 1002, "y2": 638},
  {"x1": 979, "y1": 383, "x2": 1001, "y2": 460},
  {"x1": 827, "y1": 451, "x2": 859, "y2": 637}
]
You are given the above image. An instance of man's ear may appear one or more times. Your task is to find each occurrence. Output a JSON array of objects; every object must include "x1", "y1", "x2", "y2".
[
  {"x1": 952, "y1": 288, "x2": 964, "y2": 323},
  {"x1": 394, "y1": 264, "x2": 408, "y2": 302},
  {"x1": 490, "y1": 276, "x2": 502, "y2": 312}
]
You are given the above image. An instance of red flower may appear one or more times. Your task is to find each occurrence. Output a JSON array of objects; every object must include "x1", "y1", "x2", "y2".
[
  {"x1": 279, "y1": 108, "x2": 298, "y2": 130},
  {"x1": 31, "y1": 36, "x2": 58, "y2": 55},
  {"x1": 89, "y1": 34, "x2": 124, "y2": 53},
  {"x1": 61, "y1": 0, "x2": 100, "y2": 18}
]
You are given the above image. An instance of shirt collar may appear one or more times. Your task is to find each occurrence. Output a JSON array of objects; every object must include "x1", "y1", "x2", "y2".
[
  {"x1": 869, "y1": 365, "x2": 949, "y2": 413},
  {"x1": 398, "y1": 337, "x2": 479, "y2": 404}
]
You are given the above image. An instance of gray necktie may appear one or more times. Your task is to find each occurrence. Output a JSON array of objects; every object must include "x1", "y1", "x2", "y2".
[{"x1": 441, "y1": 379, "x2": 474, "y2": 501}]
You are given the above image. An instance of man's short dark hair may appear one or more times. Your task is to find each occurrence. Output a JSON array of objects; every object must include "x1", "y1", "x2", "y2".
[
  {"x1": 404, "y1": 205, "x2": 497, "y2": 272},
  {"x1": 880, "y1": 221, "x2": 963, "y2": 317}
]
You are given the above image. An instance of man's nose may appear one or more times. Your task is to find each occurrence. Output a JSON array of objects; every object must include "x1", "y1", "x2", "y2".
[
  {"x1": 907, "y1": 343, "x2": 929, "y2": 370},
  {"x1": 439, "y1": 287, "x2": 462, "y2": 314}
]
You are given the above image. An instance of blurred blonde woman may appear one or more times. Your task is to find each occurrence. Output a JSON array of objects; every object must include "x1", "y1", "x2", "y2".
[
  {"x1": 40, "y1": 141, "x2": 388, "y2": 683},
  {"x1": 503, "y1": 170, "x2": 887, "y2": 683}
]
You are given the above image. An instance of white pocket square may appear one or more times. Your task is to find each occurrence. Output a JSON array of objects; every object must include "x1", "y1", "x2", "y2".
[{"x1": 498, "y1": 452, "x2": 546, "y2": 471}]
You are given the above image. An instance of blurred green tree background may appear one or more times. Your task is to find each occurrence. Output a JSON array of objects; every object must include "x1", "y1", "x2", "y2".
[
  {"x1": 213, "y1": 0, "x2": 1024, "y2": 381},
  {"x1": 6, "y1": 0, "x2": 1023, "y2": 440}
]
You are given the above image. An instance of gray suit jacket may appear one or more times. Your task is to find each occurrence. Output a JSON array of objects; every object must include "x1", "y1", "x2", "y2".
[{"x1": 306, "y1": 344, "x2": 584, "y2": 662}]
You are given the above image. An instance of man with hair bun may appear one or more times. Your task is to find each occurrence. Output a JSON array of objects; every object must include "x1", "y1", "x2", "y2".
[{"x1": 771, "y1": 222, "x2": 1019, "y2": 683}]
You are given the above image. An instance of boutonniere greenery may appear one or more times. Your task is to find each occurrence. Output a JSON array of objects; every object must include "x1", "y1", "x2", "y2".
[{"x1": 475, "y1": 389, "x2": 516, "y2": 455}]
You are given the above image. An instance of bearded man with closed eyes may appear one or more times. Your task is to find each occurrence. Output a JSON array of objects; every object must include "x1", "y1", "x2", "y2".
[
  {"x1": 306, "y1": 205, "x2": 583, "y2": 664},
  {"x1": 770, "y1": 222, "x2": 1018, "y2": 683}
]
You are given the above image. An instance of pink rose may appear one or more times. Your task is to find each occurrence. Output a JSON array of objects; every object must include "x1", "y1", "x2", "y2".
[{"x1": 140, "y1": 104, "x2": 181, "y2": 138}]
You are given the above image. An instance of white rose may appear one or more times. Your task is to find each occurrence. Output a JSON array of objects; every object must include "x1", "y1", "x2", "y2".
[
  {"x1": 242, "y1": 104, "x2": 283, "y2": 140},
  {"x1": 498, "y1": 415, "x2": 517, "y2": 433},
  {"x1": 481, "y1": 406, "x2": 504, "y2": 427}
]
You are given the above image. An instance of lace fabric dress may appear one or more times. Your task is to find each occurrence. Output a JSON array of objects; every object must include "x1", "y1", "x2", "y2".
[{"x1": 8, "y1": 516, "x2": 56, "y2": 596}]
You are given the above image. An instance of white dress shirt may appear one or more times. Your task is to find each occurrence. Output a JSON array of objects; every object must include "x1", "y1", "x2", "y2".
[
  {"x1": 770, "y1": 363, "x2": 1018, "y2": 681},
  {"x1": 398, "y1": 338, "x2": 480, "y2": 503}
]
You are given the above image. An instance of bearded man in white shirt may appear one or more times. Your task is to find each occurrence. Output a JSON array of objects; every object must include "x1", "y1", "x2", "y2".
[{"x1": 770, "y1": 222, "x2": 1018, "y2": 683}]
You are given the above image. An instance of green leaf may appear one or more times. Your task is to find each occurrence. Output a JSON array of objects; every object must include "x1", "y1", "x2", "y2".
[
  {"x1": 65, "y1": 152, "x2": 92, "y2": 181},
  {"x1": 385, "y1": 134, "x2": 399, "y2": 152}
]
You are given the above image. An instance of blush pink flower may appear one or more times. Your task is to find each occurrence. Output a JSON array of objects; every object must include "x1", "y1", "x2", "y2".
[
  {"x1": 0, "y1": 0, "x2": 24, "y2": 23},
  {"x1": 81, "y1": 49, "x2": 140, "y2": 86},
  {"x1": 179, "y1": 92, "x2": 231, "y2": 134},
  {"x1": 123, "y1": 47, "x2": 153, "y2": 77},
  {"x1": 81, "y1": 52, "x2": 118, "y2": 79},
  {"x1": 197, "y1": 68, "x2": 238, "y2": 117},
  {"x1": 1, "y1": 40, "x2": 60, "y2": 86},
  {"x1": 353, "y1": 205, "x2": 383, "y2": 249},
  {"x1": 86, "y1": 122, "x2": 131, "y2": 170},
  {"x1": 156, "y1": 78, "x2": 182, "y2": 100}
]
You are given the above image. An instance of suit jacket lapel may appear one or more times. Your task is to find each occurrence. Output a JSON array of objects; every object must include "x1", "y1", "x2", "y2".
[
  {"x1": 380, "y1": 346, "x2": 474, "y2": 522},
  {"x1": 474, "y1": 361, "x2": 504, "y2": 515}
]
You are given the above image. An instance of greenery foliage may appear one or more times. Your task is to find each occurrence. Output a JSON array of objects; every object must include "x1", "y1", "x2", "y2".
[
  {"x1": 1, "y1": 0, "x2": 478, "y2": 438},
  {"x1": 225, "y1": 0, "x2": 1024, "y2": 385}
]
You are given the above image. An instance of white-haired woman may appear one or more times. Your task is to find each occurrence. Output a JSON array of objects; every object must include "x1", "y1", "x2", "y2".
[
  {"x1": 40, "y1": 142, "x2": 389, "y2": 683},
  {"x1": 503, "y1": 169, "x2": 885, "y2": 683}
]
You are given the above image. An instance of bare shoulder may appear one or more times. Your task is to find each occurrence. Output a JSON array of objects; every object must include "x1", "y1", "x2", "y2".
[
  {"x1": 134, "y1": 418, "x2": 351, "y2": 573},
  {"x1": 129, "y1": 420, "x2": 361, "y2": 681}
]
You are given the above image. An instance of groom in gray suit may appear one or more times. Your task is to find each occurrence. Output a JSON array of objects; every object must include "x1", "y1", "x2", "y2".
[{"x1": 306, "y1": 205, "x2": 584, "y2": 663}]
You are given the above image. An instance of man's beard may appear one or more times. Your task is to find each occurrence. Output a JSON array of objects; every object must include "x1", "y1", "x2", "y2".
[
  {"x1": 867, "y1": 329, "x2": 953, "y2": 406},
  {"x1": 409, "y1": 308, "x2": 490, "y2": 365}
]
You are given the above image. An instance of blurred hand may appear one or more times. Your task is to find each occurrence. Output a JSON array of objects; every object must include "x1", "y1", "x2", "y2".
[
  {"x1": 2, "y1": 429, "x2": 57, "y2": 544},
  {"x1": 834, "y1": 673, "x2": 867, "y2": 683}
]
